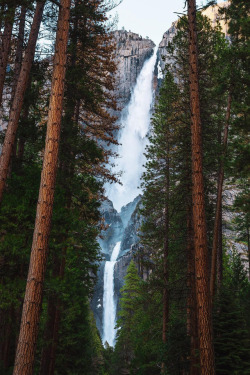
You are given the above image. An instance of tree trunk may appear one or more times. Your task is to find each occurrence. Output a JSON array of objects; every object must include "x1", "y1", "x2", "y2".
[
  {"x1": 13, "y1": 1, "x2": 70, "y2": 374},
  {"x1": 11, "y1": 6, "x2": 27, "y2": 103},
  {"x1": 210, "y1": 89, "x2": 232, "y2": 300},
  {"x1": 0, "y1": 1, "x2": 44, "y2": 204},
  {"x1": 0, "y1": 8, "x2": 15, "y2": 106},
  {"x1": 187, "y1": 1, "x2": 215, "y2": 374}
]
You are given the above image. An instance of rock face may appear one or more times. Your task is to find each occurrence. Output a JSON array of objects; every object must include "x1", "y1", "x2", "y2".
[
  {"x1": 120, "y1": 196, "x2": 142, "y2": 253},
  {"x1": 157, "y1": 21, "x2": 177, "y2": 72},
  {"x1": 112, "y1": 30, "x2": 155, "y2": 110},
  {"x1": 157, "y1": 1, "x2": 229, "y2": 73},
  {"x1": 99, "y1": 199, "x2": 123, "y2": 257},
  {"x1": 120, "y1": 194, "x2": 141, "y2": 229}
]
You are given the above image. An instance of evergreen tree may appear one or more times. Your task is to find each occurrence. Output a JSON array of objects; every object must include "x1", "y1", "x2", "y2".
[
  {"x1": 214, "y1": 252, "x2": 250, "y2": 374},
  {"x1": 113, "y1": 261, "x2": 142, "y2": 374},
  {"x1": 13, "y1": 1, "x2": 71, "y2": 373},
  {"x1": 0, "y1": 0, "x2": 45, "y2": 203}
]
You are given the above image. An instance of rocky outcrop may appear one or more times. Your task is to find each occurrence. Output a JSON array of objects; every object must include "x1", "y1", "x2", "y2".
[
  {"x1": 120, "y1": 194, "x2": 141, "y2": 228},
  {"x1": 157, "y1": 1, "x2": 229, "y2": 73},
  {"x1": 114, "y1": 249, "x2": 133, "y2": 307},
  {"x1": 98, "y1": 199, "x2": 123, "y2": 257},
  {"x1": 120, "y1": 197, "x2": 142, "y2": 253},
  {"x1": 157, "y1": 21, "x2": 177, "y2": 72},
  {"x1": 112, "y1": 30, "x2": 155, "y2": 110}
]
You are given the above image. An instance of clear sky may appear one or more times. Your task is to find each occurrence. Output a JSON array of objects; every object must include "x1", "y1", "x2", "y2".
[{"x1": 109, "y1": 0, "x2": 207, "y2": 45}]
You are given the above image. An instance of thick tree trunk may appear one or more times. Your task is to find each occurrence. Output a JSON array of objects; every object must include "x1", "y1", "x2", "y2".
[
  {"x1": 11, "y1": 6, "x2": 27, "y2": 103},
  {"x1": 210, "y1": 90, "x2": 232, "y2": 300},
  {"x1": 13, "y1": 1, "x2": 71, "y2": 374},
  {"x1": 187, "y1": 1, "x2": 215, "y2": 373},
  {"x1": 0, "y1": 8, "x2": 15, "y2": 106},
  {"x1": 0, "y1": 1, "x2": 44, "y2": 204}
]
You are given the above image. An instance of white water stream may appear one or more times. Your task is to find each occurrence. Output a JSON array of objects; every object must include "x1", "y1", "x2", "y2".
[
  {"x1": 107, "y1": 48, "x2": 157, "y2": 212},
  {"x1": 102, "y1": 241, "x2": 121, "y2": 346},
  {"x1": 102, "y1": 48, "x2": 157, "y2": 346}
]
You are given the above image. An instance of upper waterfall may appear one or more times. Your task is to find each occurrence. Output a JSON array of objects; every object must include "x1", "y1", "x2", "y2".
[{"x1": 107, "y1": 48, "x2": 157, "y2": 212}]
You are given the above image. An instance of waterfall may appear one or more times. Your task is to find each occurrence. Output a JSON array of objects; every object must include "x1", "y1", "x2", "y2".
[
  {"x1": 102, "y1": 47, "x2": 157, "y2": 347},
  {"x1": 102, "y1": 241, "x2": 121, "y2": 346},
  {"x1": 107, "y1": 48, "x2": 157, "y2": 212}
]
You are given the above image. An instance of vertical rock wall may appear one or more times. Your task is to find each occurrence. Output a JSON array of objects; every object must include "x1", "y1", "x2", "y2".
[{"x1": 112, "y1": 30, "x2": 155, "y2": 111}]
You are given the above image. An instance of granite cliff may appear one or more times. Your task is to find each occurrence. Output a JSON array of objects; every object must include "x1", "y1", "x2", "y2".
[
  {"x1": 157, "y1": 1, "x2": 229, "y2": 73},
  {"x1": 112, "y1": 30, "x2": 155, "y2": 110}
]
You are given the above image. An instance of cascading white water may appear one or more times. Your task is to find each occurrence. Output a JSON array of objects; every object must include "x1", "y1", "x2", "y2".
[
  {"x1": 102, "y1": 48, "x2": 157, "y2": 346},
  {"x1": 102, "y1": 241, "x2": 121, "y2": 346},
  {"x1": 107, "y1": 48, "x2": 157, "y2": 212}
]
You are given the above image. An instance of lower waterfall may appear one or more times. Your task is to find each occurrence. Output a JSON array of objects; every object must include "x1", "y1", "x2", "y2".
[{"x1": 102, "y1": 241, "x2": 121, "y2": 346}]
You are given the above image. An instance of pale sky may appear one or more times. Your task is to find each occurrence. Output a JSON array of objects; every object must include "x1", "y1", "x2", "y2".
[{"x1": 109, "y1": 0, "x2": 208, "y2": 45}]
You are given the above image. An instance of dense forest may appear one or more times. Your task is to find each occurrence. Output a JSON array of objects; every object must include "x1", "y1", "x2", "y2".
[{"x1": 0, "y1": 0, "x2": 249, "y2": 374}]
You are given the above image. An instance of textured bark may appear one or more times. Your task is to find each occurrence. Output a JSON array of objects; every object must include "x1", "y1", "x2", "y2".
[
  {"x1": 210, "y1": 90, "x2": 232, "y2": 299},
  {"x1": 0, "y1": 8, "x2": 15, "y2": 105},
  {"x1": 13, "y1": 1, "x2": 71, "y2": 374},
  {"x1": 11, "y1": 6, "x2": 27, "y2": 103},
  {"x1": 0, "y1": 1, "x2": 44, "y2": 204},
  {"x1": 187, "y1": 0, "x2": 215, "y2": 373}
]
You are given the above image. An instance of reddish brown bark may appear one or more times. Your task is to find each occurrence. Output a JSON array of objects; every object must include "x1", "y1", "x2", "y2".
[
  {"x1": 0, "y1": 1, "x2": 44, "y2": 204},
  {"x1": 13, "y1": 1, "x2": 71, "y2": 374},
  {"x1": 187, "y1": 0, "x2": 215, "y2": 373},
  {"x1": 0, "y1": 8, "x2": 15, "y2": 105},
  {"x1": 210, "y1": 90, "x2": 232, "y2": 300}
]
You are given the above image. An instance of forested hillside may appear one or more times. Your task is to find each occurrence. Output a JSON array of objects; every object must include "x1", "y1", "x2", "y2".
[{"x1": 0, "y1": 0, "x2": 249, "y2": 374}]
